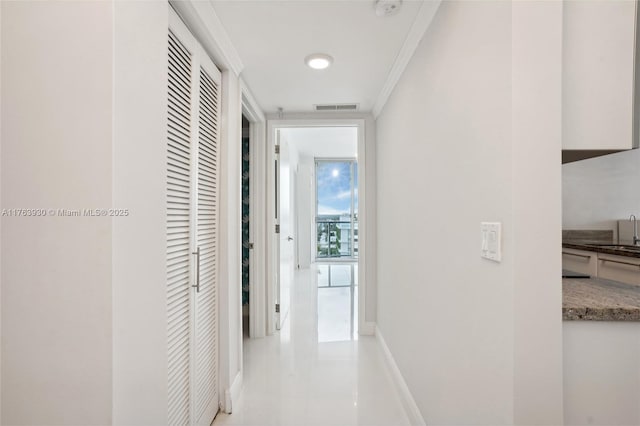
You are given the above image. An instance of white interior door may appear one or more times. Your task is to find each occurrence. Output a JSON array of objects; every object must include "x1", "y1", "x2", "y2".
[
  {"x1": 192, "y1": 54, "x2": 220, "y2": 426},
  {"x1": 167, "y1": 26, "x2": 194, "y2": 425},
  {"x1": 168, "y1": 8, "x2": 219, "y2": 425},
  {"x1": 277, "y1": 137, "x2": 293, "y2": 330}
]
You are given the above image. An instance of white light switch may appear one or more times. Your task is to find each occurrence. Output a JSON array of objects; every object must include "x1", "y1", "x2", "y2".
[{"x1": 481, "y1": 222, "x2": 502, "y2": 262}]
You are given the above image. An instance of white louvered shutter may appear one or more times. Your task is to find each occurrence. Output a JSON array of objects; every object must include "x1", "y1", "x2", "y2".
[
  {"x1": 167, "y1": 27, "x2": 193, "y2": 426},
  {"x1": 167, "y1": 8, "x2": 221, "y2": 426},
  {"x1": 193, "y1": 60, "x2": 221, "y2": 426}
]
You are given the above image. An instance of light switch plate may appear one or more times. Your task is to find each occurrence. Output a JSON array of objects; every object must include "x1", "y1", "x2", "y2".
[{"x1": 481, "y1": 222, "x2": 502, "y2": 262}]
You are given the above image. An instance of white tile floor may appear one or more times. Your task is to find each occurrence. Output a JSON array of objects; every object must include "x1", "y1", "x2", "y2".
[{"x1": 213, "y1": 263, "x2": 410, "y2": 426}]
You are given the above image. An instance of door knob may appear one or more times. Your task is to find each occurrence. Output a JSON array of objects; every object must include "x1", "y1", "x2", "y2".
[{"x1": 287, "y1": 236, "x2": 293, "y2": 241}]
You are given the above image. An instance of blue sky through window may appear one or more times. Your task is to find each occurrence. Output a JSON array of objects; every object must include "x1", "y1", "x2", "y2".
[{"x1": 316, "y1": 161, "x2": 357, "y2": 217}]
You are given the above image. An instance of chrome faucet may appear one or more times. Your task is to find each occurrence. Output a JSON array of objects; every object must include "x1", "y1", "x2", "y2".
[{"x1": 631, "y1": 214, "x2": 640, "y2": 246}]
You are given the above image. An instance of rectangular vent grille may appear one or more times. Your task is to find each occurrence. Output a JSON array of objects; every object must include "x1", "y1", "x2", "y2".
[{"x1": 314, "y1": 103, "x2": 359, "y2": 112}]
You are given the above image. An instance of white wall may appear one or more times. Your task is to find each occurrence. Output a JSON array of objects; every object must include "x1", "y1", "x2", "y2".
[
  {"x1": 1, "y1": 2, "x2": 113, "y2": 423},
  {"x1": 564, "y1": 321, "x2": 640, "y2": 425},
  {"x1": 376, "y1": 1, "x2": 562, "y2": 424},
  {"x1": 563, "y1": 149, "x2": 640, "y2": 240},
  {"x1": 112, "y1": 2, "x2": 168, "y2": 424},
  {"x1": 296, "y1": 156, "x2": 314, "y2": 269},
  {"x1": 511, "y1": 1, "x2": 564, "y2": 423},
  {"x1": 364, "y1": 116, "x2": 377, "y2": 323},
  {"x1": 1, "y1": 5, "x2": 3, "y2": 421},
  {"x1": 286, "y1": 136, "x2": 300, "y2": 271},
  {"x1": 376, "y1": 2, "x2": 513, "y2": 422}
]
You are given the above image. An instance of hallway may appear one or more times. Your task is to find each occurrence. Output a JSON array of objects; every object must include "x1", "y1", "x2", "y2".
[{"x1": 214, "y1": 265, "x2": 409, "y2": 426}]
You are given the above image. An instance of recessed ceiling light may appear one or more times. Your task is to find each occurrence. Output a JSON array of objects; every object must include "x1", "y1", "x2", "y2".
[{"x1": 305, "y1": 53, "x2": 333, "y2": 70}]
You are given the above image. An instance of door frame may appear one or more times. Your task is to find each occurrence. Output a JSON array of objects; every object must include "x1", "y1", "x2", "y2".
[
  {"x1": 266, "y1": 119, "x2": 368, "y2": 336},
  {"x1": 241, "y1": 79, "x2": 267, "y2": 339}
]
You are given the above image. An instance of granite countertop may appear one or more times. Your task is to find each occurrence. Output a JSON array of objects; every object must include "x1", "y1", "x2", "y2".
[
  {"x1": 563, "y1": 277, "x2": 640, "y2": 321},
  {"x1": 562, "y1": 229, "x2": 640, "y2": 258},
  {"x1": 563, "y1": 242, "x2": 640, "y2": 259}
]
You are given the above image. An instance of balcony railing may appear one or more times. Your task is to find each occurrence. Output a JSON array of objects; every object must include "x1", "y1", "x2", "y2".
[{"x1": 316, "y1": 220, "x2": 358, "y2": 259}]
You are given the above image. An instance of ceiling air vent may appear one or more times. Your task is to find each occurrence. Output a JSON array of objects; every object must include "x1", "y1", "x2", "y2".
[{"x1": 314, "y1": 103, "x2": 359, "y2": 112}]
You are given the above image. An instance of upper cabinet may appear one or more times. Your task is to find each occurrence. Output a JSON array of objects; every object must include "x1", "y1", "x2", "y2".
[{"x1": 563, "y1": 0, "x2": 639, "y2": 155}]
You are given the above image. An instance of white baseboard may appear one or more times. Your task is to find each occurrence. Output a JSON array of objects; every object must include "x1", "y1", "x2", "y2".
[
  {"x1": 224, "y1": 370, "x2": 243, "y2": 414},
  {"x1": 359, "y1": 321, "x2": 376, "y2": 336},
  {"x1": 375, "y1": 326, "x2": 426, "y2": 426}
]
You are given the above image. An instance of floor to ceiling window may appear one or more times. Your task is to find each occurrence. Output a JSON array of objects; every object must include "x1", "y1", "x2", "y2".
[{"x1": 315, "y1": 159, "x2": 358, "y2": 259}]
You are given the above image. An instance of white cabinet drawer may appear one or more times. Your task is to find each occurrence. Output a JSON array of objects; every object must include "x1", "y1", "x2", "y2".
[
  {"x1": 597, "y1": 254, "x2": 640, "y2": 286},
  {"x1": 562, "y1": 248, "x2": 598, "y2": 276}
]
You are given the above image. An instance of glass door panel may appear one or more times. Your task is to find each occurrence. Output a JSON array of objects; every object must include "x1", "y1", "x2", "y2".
[{"x1": 316, "y1": 160, "x2": 358, "y2": 259}]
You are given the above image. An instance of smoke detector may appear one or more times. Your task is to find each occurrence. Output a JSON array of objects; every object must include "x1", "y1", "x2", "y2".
[{"x1": 374, "y1": 0, "x2": 402, "y2": 17}]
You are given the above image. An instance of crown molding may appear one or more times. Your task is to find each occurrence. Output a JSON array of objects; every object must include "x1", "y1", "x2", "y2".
[
  {"x1": 170, "y1": 0, "x2": 244, "y2": 76},
  {"x1": 372, "y1": 0, "x2": 442, "y2": 119}
]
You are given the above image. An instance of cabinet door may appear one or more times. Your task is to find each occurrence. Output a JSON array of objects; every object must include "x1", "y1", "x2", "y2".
[
  {"x1": 563, "y1": 0, "x2": 638, "y2": 150},
  {"x1": 597, "y1": 254, "x2": 640, "y2": 286},
  {"x1": 562, "y1": 248, "x2": 598, "y2": 276},
  {"x1": 167, "y1": 8, "x2": 220, "y2": 426}
]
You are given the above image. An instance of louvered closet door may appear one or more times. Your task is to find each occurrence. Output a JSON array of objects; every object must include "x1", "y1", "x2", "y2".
[
  {"x1": 167, "y1": 8, "x2": 221, "y2": 426},
  {"x1": 192, "y1": 50, "x2": 221, "y2": 426},
  {"x1": 167, "y1": 25, "x2": 194, "y2": 426}
]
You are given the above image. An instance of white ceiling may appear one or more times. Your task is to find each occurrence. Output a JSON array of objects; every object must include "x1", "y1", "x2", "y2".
[
  {"x1": 211, "y1": 0, "x2": 425, "y2": 113},
  {"x1": 281, "y1": 127, "x2": 357, "y2": 158}
]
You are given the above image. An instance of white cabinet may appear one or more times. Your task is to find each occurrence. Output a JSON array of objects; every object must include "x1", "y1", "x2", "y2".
[
  {"x1": 562, "y1": 248, "x2": 598, "y2": 276},
  {"x1": 562, "y1": 248, "x2": 640, "y2": 286},
  {"x1": 563, "y1": 0, "x2": 639, "y2": 151},
  {"x1": 597, "y1": 254, "x2": 640, "y2": 286}
]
